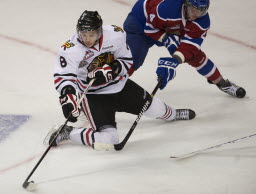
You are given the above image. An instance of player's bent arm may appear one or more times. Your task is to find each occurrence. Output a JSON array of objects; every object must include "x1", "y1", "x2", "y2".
[
  {"x1": 54, "y1": 51, "x2": 78, "y2": 94},
  {"x1": 112, "y1": 33, "x2": 133, "y2": 76}
]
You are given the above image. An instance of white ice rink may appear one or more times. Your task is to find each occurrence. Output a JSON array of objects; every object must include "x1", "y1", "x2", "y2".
[{"x1": 1, "y1": 0, "x2": 256, "y2": 193}]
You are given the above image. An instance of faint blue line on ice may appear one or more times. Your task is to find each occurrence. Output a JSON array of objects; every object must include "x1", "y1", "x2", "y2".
[{"x1": 0, "y1": 115, "x2": 30, "y2": 142}]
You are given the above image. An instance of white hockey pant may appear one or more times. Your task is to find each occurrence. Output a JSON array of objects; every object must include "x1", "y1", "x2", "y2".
[
  {"x1": 69, "y1": 126, "x2": 119, "y2": 147},
  {"x1": 69, "y1": 97, "x2": 175, "y2": 147}
]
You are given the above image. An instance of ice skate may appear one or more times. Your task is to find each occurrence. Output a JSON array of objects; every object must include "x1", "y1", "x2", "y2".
[
  {"x1": 217, "y1": 79, "x2": 246, "y2": 98},
  {"x1": 175, "y1": 109, "x2": 196, "y2": 120},
  {"x1": 44, "y1": 125, "x2": 73, "y2": 146}
]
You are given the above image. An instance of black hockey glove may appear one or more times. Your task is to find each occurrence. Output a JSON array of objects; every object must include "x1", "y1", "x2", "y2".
[
  {"x1": 59, "y1": 86, "x2": 79, "y2": 122},
  {"x1": 88, "y1": 64, "x2": 114, "y2": 85}
]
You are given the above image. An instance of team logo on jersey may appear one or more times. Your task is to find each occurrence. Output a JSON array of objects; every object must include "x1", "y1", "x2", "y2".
[
  {"x1": 87, "y1": 52, "x2": 114, "y2": 72},
  {"x1": 83, "y1": 50, "x2": 94, "y2": 60},
  {"x1": 79, "y1": 60, "x2": 88, "y2": 68},
  {"x1": 61, "y1": 40, "x2": 75, "y2": 50},
  {"x1": 112, "y1": 25, "x2": 124, "y2": 32},
  {"x1": 79, "y1": 50, "x2": 94, "y2": 68}
]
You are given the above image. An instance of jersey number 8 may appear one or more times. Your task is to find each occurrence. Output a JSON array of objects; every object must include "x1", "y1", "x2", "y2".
[{"x1": 60, "y1": 56, "x2": 67, "y2": 67}]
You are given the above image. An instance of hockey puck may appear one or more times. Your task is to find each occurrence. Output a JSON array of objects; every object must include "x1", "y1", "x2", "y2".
[{"x1": 23, "y1": 181, "x2": 37, "y2": 191}]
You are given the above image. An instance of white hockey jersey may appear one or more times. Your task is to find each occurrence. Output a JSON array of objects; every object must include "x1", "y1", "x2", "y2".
[{"x1": 54, "y1": 25, "x2": 133, "y2": 94}]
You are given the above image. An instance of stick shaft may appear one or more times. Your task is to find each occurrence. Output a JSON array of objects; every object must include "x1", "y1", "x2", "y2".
[
  {"x1": 170, "y1": 133, "x2": 256, "y2": 159},
  {"x1": 113, "y1": 80, "x2": 162, "y2": 150},
  {"x1": 22, "y1": 79, "x2": 95, "y2": 188}
]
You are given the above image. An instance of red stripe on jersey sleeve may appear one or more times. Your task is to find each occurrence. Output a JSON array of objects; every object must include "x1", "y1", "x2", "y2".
[{"x1": 54, "y1": 77, "x2": 63, "y2": 84}]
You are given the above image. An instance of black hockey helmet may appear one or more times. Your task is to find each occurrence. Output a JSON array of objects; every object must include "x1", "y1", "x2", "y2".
[{"x1": 77, "y1": 10, "x2": 103, "y2": 32}]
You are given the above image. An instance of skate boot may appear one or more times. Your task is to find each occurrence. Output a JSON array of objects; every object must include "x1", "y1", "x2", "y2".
[
  {"x1": 47, "y1": 125, "x2": 73, "y2": 146},
  {"x1": 217, "y1": 79, "x2": 246, "y2": 98},
  {"x1": 175, "y1": 109, "x2": 196, "y2": 120}
]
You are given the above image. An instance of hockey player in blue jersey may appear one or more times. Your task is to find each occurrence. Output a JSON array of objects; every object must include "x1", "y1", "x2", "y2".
[{"x1": 124, "y1": 0, "x2": 246, "y2": 98}]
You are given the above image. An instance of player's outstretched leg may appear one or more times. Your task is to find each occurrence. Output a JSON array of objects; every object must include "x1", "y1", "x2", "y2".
[
  {"x1": 175, "y1": 109, "x2": 196, "y2": 120},
  {"x1": 216, "y1": 79, "x2": 246, "y2": 98},
  {"x1": 186, "y1": 50, "x2": 246, "y2": 98},
  {"x1": 46, "y1": 125, "x2": 74, "y2": 146},
  {"x1": 144, "y1": 97, "x2": 196, "y2": 121}
]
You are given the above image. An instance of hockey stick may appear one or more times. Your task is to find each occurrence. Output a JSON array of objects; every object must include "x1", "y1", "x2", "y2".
[
  {"x1": 22, "y1": 78, "x2": 95, "y2": 191},
  {"x1": 170, "y1": 132, "x2": 256, "y2": 159},
  {"x1": 93, "y1": 79, "x2": 162, "y2": 151}
]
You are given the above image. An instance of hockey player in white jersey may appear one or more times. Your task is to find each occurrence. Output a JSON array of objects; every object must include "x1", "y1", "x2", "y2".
[{"x1": 49, "y1": 10, "x2": 196, "y2": 149}]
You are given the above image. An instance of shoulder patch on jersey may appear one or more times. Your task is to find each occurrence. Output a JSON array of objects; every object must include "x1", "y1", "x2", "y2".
[
  {"x1": 79, "y1": 50, "x2": 94, "y2": 68},
  {"x1": 111, "y1": 25, "x2": 124, "y2": 33},
  {"x1": 79, "y1": 50, "x2": 95, "y2": 68},
  {"x1": 61, "y1": 40, "x2": 75, "y2": 50},
  {"x1": 84, "y1": 50, "x2": 95, "y2": 60}
]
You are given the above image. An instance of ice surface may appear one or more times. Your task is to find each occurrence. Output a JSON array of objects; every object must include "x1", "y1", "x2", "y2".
[
  {"x1": 0, "y1": 115, "x2": 30, "y2": 143},
  {"x1": 0, "y1": 0, "x2": 256, "y2": 193}
]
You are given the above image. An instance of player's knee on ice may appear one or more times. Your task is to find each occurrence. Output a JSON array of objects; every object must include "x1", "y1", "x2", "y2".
[
  {"x1": 93, "y1": 127, "x2": 119, "y2": 144},
  {"x1": 70, "y1": 126, "x2": 119, "y2": 146}
]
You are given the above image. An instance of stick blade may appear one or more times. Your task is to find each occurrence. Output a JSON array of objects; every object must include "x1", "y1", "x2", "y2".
[
  {"x1": 93, "y1": 142, "x2": 115, "y2": 151},
  {"x1": 23, "y1": 181, "x2": 37, "y2": 191},
  {"x1": 22, "y1": 181, "x2": 29, "y2": 189},
  {"x1": 170, "y1": 152, "x2": 197, "y2": 159}
]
